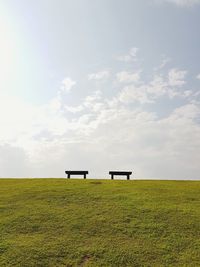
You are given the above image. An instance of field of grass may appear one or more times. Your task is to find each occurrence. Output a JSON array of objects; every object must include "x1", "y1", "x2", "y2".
[{"x1": 0, "y1": 179, "x2": 200, "y2": 266}]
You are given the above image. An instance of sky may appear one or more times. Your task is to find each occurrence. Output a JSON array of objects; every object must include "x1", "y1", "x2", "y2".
[{"x1": 0, "y1": 0, "x2": 200, "y2": 179}]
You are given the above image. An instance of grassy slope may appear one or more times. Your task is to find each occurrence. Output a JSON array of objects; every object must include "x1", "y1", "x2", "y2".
[{"x1": 0, "y1": 179, "x2": 200, "y2": 267}]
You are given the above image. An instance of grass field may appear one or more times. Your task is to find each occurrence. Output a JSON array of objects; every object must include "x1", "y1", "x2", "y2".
[{"x1": 0, "y1": 179, "x2": 200, "y2": 267}]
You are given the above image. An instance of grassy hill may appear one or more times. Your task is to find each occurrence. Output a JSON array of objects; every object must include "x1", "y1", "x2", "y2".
[{"x1": 0, "y1": 179, "x2": 200, "y2": 267}]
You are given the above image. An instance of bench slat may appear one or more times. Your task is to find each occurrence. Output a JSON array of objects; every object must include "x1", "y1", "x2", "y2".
[
  {"x1": 65, "y1": 171, "x2": 88, "y2": 175},
  {"x1": 109, "y1": 171, "x2": 132, "y2": 175}
]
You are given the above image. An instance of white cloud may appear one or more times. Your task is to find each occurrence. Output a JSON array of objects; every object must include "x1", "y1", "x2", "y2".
[
  {"x1": 130, "y1": 47, "x2": 139, "y2": 58},
  {"x1": 65, "y1": 105, "x2": 84, "y2": 113},
  {"x1": 155, "y1": 56, "x2": 171, "y2": 71},
  {"x1": 155, "y1": 0, "x2": 200, "y2": 6},
  {"x1": 148, "y1": 74, "x2": 167, "y2": 97},
  {"x1": 117, "y1": 69, "x2": 190, "y2": 105},
  {"x1": 65, "y1": 99, "x2": 200, "y2": 179},
  {"x1": 60, "y1": 77, "x2": 76, "y2": 93},
  {"x1": 119, "y1": 85, "x2": 153, "y2": 104},
  {"x1": 196, "y1": 73, "x2": 200, "y2": 80},
  {"x1": 168, "y1": 103, "x2": 200, "y2": 120},
  {"x1": 88, "y1": 70, "x2": 110, "y2": 80},
  {"x1": 159, "y1": 57, "x2": 171, "y2": 69},
  {"x1": 1, "y1": 46, "x2": 200, "y2": 179},
  {"x1": 168, "y1": 68, "x2": 187, "y2": 87},
  {"x1": 0, "y1": 82, "x2": 200, "y2": 179},
  {"x1": 116, "y1": 47, "x2": 139, "y2": 62},
  {"x1": 116, "y1": 71, "x2": 141, "y2": 83}
]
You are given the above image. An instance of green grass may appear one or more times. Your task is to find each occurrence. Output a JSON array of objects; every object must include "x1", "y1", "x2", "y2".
[{"x1": 0, "y1": 179, "x2": 200, "y2": 267}]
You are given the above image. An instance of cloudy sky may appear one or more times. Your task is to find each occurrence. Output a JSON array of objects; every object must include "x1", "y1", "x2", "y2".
[{"x1": 0, "y1": 0, "x2": 200, "y2": 179}]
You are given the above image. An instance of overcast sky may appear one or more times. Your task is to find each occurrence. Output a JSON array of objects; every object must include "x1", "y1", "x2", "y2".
[{"x1": 0, "y1": 0, "x2": 200, "y2": 179}]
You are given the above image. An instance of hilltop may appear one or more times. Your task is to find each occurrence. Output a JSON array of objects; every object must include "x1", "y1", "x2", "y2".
[{"x1": 0, "y1": 179, "x2": 200, "y2": 266}]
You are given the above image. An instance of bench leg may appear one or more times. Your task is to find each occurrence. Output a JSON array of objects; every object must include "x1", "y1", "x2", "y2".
[
  {"x1": 111, "y1": 174, "x2": 114, "y2": 180},
  {"x1": 68, "y1": 174, "x2": 70, "y2": 179},
  {"x1": 127, "y1": 175, "x2": 130, "y2": 180},
  {"x1": 84, "y1": 174, "x2": 86, "y2": 179}
]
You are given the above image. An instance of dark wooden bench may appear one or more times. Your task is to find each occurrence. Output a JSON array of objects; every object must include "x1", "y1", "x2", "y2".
[
  {"x1": 65, "y1": 171, "x2": 88, "y2": 179},
  {"x1": 109, "y1": 171, "x2": 132, "y2": 180}
]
